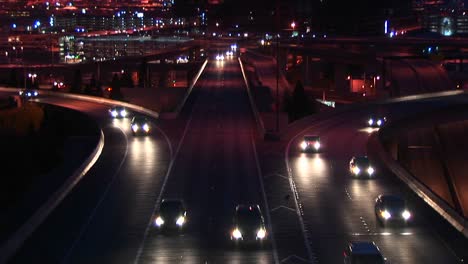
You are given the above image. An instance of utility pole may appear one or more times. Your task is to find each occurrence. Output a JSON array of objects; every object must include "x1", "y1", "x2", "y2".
[{"x1": 275, "y1": 0, "x2": 280, "y2": 133}]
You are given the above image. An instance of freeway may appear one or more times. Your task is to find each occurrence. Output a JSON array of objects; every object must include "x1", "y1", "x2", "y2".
[
  {"x1": 9, "y1": 98, "x2": 173, "y2": 263},
  {"x1": 256, "y1": 94, "x2": 468, "y2": 263},
  {"x1": 3, "y1": 59, "x2": 468, "y2": 264}
]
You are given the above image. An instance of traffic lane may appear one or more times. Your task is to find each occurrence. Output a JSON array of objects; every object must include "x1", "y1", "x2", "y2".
[
  {"x1": 136, "y1": 60, "x2": 274, "y2": 263},
  {"x1": 289, "y1": 109, "x2": 462, "y2": 263},
  {"x1": 11, "y1": 100, "x2": 172, "y2": 263}
]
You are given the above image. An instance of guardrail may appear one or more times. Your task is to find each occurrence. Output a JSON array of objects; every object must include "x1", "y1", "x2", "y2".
[
  {"x1": 368, "y1": 133, "x2": 468, "y2": 238},
  {"x1": 239, "y1": 58, "x2": 266, "y2": 138}
]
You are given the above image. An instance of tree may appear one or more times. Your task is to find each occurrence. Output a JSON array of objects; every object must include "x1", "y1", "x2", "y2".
[{"x1": 70, "y1": 69, "x2": 82, "y2": 93}]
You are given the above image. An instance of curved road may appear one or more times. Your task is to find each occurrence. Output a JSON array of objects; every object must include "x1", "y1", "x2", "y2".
[{"x1": 3, "y1": 62, "x2": 468, "y2": 263}]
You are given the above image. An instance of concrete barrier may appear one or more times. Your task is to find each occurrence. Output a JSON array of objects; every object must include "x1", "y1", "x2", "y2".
[
  {"x1": 169, "y1": 59, "x2": 208, "y2": 118},
  {"x1": 368, "y1": 133, "x2": 468, "y2": 238},
  {"x1": 239, "y1": 58, "x2": 266, "y2": 138}
]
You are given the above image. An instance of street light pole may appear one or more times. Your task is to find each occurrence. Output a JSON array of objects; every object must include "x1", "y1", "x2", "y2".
[{"x1": 275, "y1": 0, "x2": 280, "y2": 134}]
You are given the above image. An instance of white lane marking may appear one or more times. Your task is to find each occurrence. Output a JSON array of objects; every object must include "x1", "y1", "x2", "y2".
[
  {"x1": 251, "y1": 137, "x2": 280, "y2": 264},
  {"x1": 133, "y1": 72, "x2": 204, "y2": 264},
  {"x1": 344, "y1": 188, "x2": 353, "y2": 201},
  {"x1": 281, "y1": 254, "x2": 310, "y2": 264},
  {"x1": 265, "y1": 172, "x2": 289, "y2": 180},
  {"x1": 271, "y1": 206, "x2": 296, "y2": 213},
  {"x1": 285, "y1": 141, "x2": 316, "y2": 263},
  {"x1": 61, "y1": 125, "x2": 128, "y2": 263}
]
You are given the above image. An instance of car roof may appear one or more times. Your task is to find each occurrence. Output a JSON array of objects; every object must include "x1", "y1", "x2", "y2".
[{"x1": 349, "y1": 241, "x2": 382, "y2": 255}]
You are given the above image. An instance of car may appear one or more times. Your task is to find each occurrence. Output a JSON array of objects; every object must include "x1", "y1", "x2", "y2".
[
  {"x1": 154, "y1": 199, "x2": 187, "y2": 230},
  {"x1": 375, "y1": 194, "x2": 412, "y2": 225},
  {"x1": 349, "y1": 156, "x2": 375, "y2": 177},
  {"x1": 109, "y1": 106, "x2": 128, "y2": 118},
  {"x1": 19, "y1": 89, "x2": 39, "y2": 98},
  {"x1": 300, "y1": 135, "x2": 321, "y2": 152},
  {"x1": 343, "y1": 241, "x2": 386, "y2": 264},
  {"x1": 230, "y1": 204, "x2": 267, "y2": 243},
  {"x1": 131, "y1": 116, "x2": 151, "y2": 135},
  {"x1": 367, "y1": 116, "x2": 387, "y2": 128}
]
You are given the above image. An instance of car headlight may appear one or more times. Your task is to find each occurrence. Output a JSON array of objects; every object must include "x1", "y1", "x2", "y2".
[
  {"x1": 402, "y1": 210, "x2": 411, "y2": 220},
  {"x1": 368, "y1": 119, "x2": 374, "y2": 125},
  {"x1": 232, "y1": 228, "x2": 242, "y2": 239},
  {"x1": 176, "y1": 216, "x2": 185, "y2": 226},
  {"x1": 120, "y1": 110, "x2": 127, "y2": 117},
  {"x1": 381, "y1": 210, "x2": 391, "y2": 220},
  {"x1": 111, "y1": 110, "x2": 118, "y2": 117},
  {"x1": 256, "y1": 228, "x2": 266, "y2": 239},
  {"x1": 19, "y1": 91, "x2": 24, "y2": 95},
  {"x1": 132, "y1": 124, "x2": 139, "y2": 132},
  {"x1": 300, "y1": 141, "x2": 307, "y2": 150},
  {"x1": 352, "y1": 166, "x2": 361, "y2": 175},
  {"x1": 314, "y1": 142, "x2": 320, "y2": 150},
  {"x1": 377, "y1": 119, "x2": 382, "y2": 126},
  {"x1": 143, "y1": 123, "x2": 150, "y2": 132},
  {"x1": 367, "y1": 166, "x2": 375, "y2": 175},
  {"x1": 33, "y1": 91, "x2": 38, "y2": 96},
  {"x1": 155, "y1": 216, "x2": 164, "y2": 227}
]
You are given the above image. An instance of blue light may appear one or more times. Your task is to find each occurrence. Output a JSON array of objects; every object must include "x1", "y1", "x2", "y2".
[
  {"x1": 384, "y1": 20, "x2": 388, "y2": 34},
  {"x1": 12, "y1": 23, "x2": 16, "y2": 29}
]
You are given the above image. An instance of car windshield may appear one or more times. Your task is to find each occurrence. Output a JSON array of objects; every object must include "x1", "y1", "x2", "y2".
[
  {"x1": 237, "y1": 208, "x2": 262, "y2": 227},
  {"x1": 355, "y1": 157, "x2": 370, "y2": 167},
  {"x1": 133, "y1": 116, "x2": 147, "y2": 123},
  {"x1": 352, "y1": 255, "x2": 384, "y2": 264},
  {"x1": 304, "y1": 136, "x2": 319, "y2": 142},
  {"x1": 160, "y1": 201, "x2": 183, "y2": 216},
  {"x1": 384, "y1": 197, "x2": 405, "y2": 211}
]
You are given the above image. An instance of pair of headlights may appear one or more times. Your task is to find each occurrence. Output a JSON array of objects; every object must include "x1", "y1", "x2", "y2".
[
  {"x1": 231, "y1": 227, "x2": 267, "y2": 240},
  {"x1": 352, "y1": 166, "x2": 374, "y2": 175},
  {"x1": 380, "y1": 210, "x2": 411, "y2": 220},
  {"x1": 300, "y1": 141, "x2": 320, "y2": 150},
  {"x1": 111, "y1": 110, "x2": 127, "y2": 118},
  {"x1": 132, "y1": 123, "x2": 150, "y2": 133},
  {"x1": 368, "y1": 118, "x2": 383, "y2": 126},
  {"x1": 155, "y1": 216, "x2": 186, "y2": 227}
]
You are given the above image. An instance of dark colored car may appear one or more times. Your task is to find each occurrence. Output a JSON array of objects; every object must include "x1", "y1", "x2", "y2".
[
  {"x1": 154, "y1": 199, "x2": 187, "y2": 230},
  {"x1": 109, "y1": 106, "x2": 128, "y2": 118},
  {"x1": 230, "y1": 204, "x2": 267, "y2": 243},
  {"x1": 131, "y1": 116, "x2": 151, "y2": 136},
  {"x1": 300, "y1": 135, "x2": 321, "y2": 152},
  {"x1": 375, "y1": 194, "x2": 412, "y2": 225},
  {"x1": 343, "y1": 241, "x2": 386, "y2": 264},
  {"x1": 349, "y1": 156, "x2": 375, "y2": 178},
  {"x1": 367, "y1": 116, "x2": 387, "y2": 128}
]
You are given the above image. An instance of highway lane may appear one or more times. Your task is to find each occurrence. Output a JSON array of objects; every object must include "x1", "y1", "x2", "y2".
[
  {"x1": 9, "y1": 97, "x2": 173, "y2": 263},
  {"x1": 285, "y1": 97, "x2": 468, "y2": 263},
  {"x1": 135, "y1": 58, "x2": 276, "y2": 263}
]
